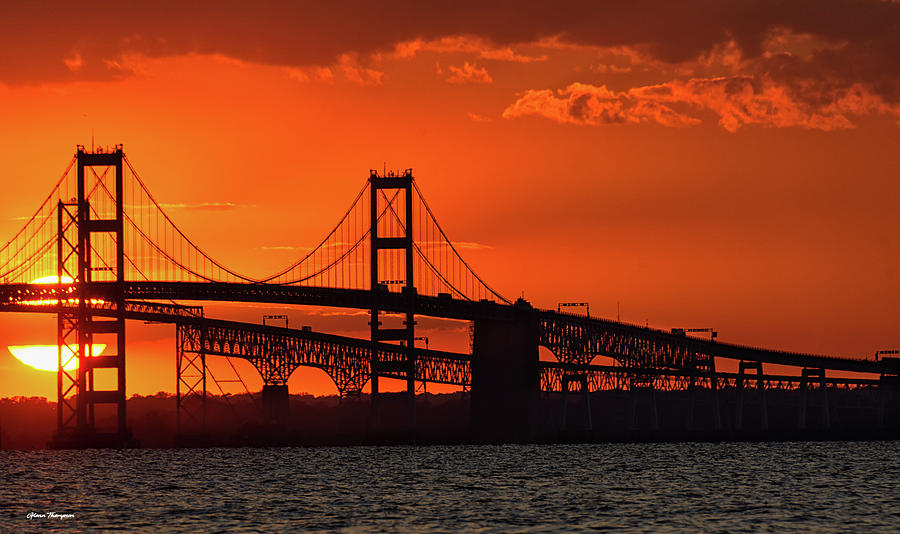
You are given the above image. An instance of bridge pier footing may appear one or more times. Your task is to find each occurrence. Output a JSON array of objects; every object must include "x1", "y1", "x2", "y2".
[
  {"x1": 471, "y1": 301, "x2": 540, "y2": 442},
  {"x1": 559, "y1": 373, "x2": 592, "y2": 431}
]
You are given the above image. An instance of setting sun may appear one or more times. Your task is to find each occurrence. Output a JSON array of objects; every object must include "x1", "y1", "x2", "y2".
[
  {"x1": 8, "y1": 344, "x2": 107, "y2": 372},
  {"x1": 31, "y1": 275, "x2": 74, "y2": 285}
]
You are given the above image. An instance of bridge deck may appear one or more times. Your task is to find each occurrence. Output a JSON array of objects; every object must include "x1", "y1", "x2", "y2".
[{"x1": 0, "y1": 281, "x2": 894, "y2": 376}]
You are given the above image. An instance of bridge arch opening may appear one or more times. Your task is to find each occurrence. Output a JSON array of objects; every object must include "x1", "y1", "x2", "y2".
[
  {"x1": 539, "y1": 346, "x2": 559, "y2": 363},
  {"x1": 205, "y1": 355, "x2": 263, "y2": 395},
  {"x1": 288, "y1": 366, "x2": 343, "y2": 397},
  {"x1": 588, "y1": 354, "x2": 619, "y2": 367}
]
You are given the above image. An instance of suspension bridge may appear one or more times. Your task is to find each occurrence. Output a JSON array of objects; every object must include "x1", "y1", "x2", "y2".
[{"x1": 0, "y1": 146, "x2": 897, "y2": 447}]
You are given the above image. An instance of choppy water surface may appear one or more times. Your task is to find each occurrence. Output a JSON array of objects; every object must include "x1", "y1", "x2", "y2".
[{"x1": 2, "y1": 441, "x2": 899, "y2": 532}]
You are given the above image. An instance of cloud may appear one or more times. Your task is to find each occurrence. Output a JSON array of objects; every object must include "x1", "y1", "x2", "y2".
[
  {"x1": 446, "y1": 62, "x2": 493, "y2": 84},
  {"x1": 592, "y1": 64, "x2": 632, "y2": 74},
  {"x1": 503, "y1": 82, "x2": 700, "y2": 128},
  {"x1": 466, "y1": 112, "x2": 493, "y2": 123},
  {"x1": 63, "y1": 52, "x2": 83, "y2": 72},
  {"x1": 260, "y1": 245, "x2": 308, "y2": 251},
  {"x1": 337, "y1": 54, "x2": 384, "y2": 85},
  {"x1": 453, "y1": 241, "x2": 493, "y2": 250},
  {"x1": 394, "y1": 36, "x2": 546, "y2": 63},
  {"x1": 504, "y1": 76, "x2": 900, "y2": 132},
  {"x1": 418, "y1": 240, "x2": 493, "y2": 250},
  {"x1": 1, "y1": 0, "x2": 898, "y2": 127},
  {"x1": 285, "y1": 66, "x2": 335, "y2": 83},
  {"x1": 1, "y1": 1, "x2": 896, "y2": 93}
]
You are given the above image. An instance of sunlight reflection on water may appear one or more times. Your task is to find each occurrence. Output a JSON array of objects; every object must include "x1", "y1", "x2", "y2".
[{"x1": 2, "y1": 441, "x2": 900, "y2": 532}]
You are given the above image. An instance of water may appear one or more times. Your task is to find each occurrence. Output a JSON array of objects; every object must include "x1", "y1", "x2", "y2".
[{"x1": 2, "y1": 442, "x2": 899, "y2": 532}]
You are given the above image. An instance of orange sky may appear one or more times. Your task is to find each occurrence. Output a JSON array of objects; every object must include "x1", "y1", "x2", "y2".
[{"x1": 0, "y1": 2, "x2": 899, "y2": 399}]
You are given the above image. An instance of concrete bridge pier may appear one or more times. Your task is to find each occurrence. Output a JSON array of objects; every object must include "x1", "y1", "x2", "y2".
[
  {"x1": 798, "y1": 368, "x2": 829, "y2": 430},
  {"x1": 628, "y1": 387, "x2": 658, "y2": 431},
  {"x1": 686, "y1": 371, "x2": 721, "y2": 430},
  {"x1": 735, "y1": 361, "x2": 768, "y2": 431},
  {"x1": 877, "y1": 373, "x2": 900, "y2": 427},
  {"x1": 471, "y1": 300, "x2": 540, "y2": 442},
  {"x1": 262, "y1": 384, "x2": 290, "y2": 425},
  {"x1": 709, "y1": 365, "x2": 722, "y2": 430},
  {"x1": 686, "y1": 373, "x2": 696, "y2": 430}
]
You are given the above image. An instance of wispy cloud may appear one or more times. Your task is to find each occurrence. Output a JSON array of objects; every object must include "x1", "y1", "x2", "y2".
[
  {"x1": 446, "y1": 62, "x2": 492, "y2": 85},
  {"x1": 338, "y1": 53, "x2": 384, "y2": 86},
  {"x1": 454, "y1": 241, "x2": 493, "y2": 250},
  {"x1": 159, "y1": 202, "x2": 242, "y2": 211},
  {"x1": 259, "y1": 245, "x2": 313, "y2": 252},
  {"x1": 394, "y1": 36, "x2": 547, "y2": 63},
  {"x1": 285, "y1": 66, "x2": 335, "y2": 83},
  {"x1": 419, "y1": 240, "x2": 493, "y2": 250},
  {"x1": 467, "y1": 112, "x2": 493, "y2": 123}
]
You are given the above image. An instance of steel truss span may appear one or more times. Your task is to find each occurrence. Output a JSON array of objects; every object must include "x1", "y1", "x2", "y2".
[
  {"x1": 178, "y1": 318, "x2": 471, "y2": 396},
  {"x1": 0, "y1": 292, "x2": 881, "y2": 395}
]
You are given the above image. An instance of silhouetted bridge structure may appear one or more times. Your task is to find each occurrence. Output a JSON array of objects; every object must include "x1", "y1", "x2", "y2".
[{"x1": 0, "y1": 146, "x2": 897, "y2": 447}]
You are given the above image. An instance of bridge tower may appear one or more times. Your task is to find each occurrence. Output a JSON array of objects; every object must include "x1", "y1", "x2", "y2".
[
  {"x1": 51, "y1": 145, "x2": 136, "y2": 448},
  {"x1": 369, "y1": 170, "x2": 417, "y2": 427}
]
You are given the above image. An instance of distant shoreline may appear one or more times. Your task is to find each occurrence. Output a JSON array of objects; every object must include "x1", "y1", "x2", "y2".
[{"x1": 3, "y1": 388, "x2": 898, "y2": 450}]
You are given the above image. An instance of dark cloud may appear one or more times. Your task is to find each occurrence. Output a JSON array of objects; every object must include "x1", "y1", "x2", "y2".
[{"x1": 1, "y1": 0, "x2": 897, "y2": 103}]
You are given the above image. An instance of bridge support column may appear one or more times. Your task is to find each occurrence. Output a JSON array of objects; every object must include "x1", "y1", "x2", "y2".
[
  {"x1": 687, "y1": 372, "x2": 696, "y2": 430},
  {"x1": 710, "y1": 360, "x2": 722, "y2": 430},
  {"x1": 176, "y1": 323, "x2": 207, "y2": 436},
  {"x1": 735, "y1": 361, "x2": 767, "y2": 431},
  {"x1": 799, "y1": 368, "x2": 829, "y2": 430},
  {"x1": 628, "y1": 387, "x2": 658, "y2": 431},
  {"x1": 581, "y1": 376, "x2": 592, "y2": 430},
  {"x1": 471, "y1": 301, "x2": 540, "y2": 442},
  {"x1": 687, "y1": 370, "x2": 721, "y2": 430},
  {"x1": 876, "y1": 373, "x2": 900, "y2": 428},
  {"x1": 798, "y1": 380, "x2": 807, "y2": 429},
  {"x1": 559, "y1": 379, "x2": 567, "y2": 429},
  {"x1": 688, "y1": 357, "x2": 720, "y2": 431}
]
